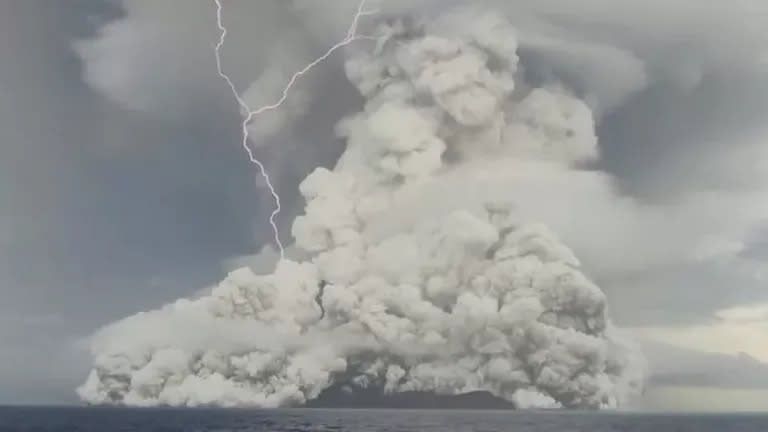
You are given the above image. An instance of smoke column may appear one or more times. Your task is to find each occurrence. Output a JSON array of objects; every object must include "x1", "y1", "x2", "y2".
[{"x1": 78, "y1": 6, "x2": 645, "y2": 409}]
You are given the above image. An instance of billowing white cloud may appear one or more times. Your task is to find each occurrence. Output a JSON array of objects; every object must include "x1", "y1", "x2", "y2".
[
  {"x1": 74, "y1": 0, "x2": 768, "y2": 410},
  {"x1": 75, "y1": 0, "x2": 768, "y2": 259},
  {"x1": 78, "y1": 9, "x2": 647, "y2": 409}
]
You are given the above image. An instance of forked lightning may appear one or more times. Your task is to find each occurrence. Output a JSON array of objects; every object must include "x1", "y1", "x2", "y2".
[{"x1": 213, "y1": 0, "x2": 376, "y2": 260}]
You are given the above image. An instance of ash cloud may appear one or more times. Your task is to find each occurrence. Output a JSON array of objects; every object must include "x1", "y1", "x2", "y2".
[
  {"x1": 78, "y1": 8, "x2": 645, "y2": 409},
  {"x1": 74, "y1": 0, "x2": 768, "y2": 285}
]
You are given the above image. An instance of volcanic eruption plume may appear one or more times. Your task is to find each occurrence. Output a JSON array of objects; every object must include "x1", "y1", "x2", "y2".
[{"x1": 77, "y1": 6, "x2": 645, "y2": 409}]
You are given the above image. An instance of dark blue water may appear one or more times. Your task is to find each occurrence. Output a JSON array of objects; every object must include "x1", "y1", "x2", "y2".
[{"x1": 1, "y1": 407, "x2": 767, "y2": 432}]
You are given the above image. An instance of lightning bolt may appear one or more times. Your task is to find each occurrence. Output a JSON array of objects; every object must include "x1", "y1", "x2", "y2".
[{"x1": 213, "y1": 0, "x2": 377, "y2": 260}]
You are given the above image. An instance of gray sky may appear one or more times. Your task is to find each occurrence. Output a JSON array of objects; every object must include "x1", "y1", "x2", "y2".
[
  {"x1": 2, "y1": 0, "x2": 768, "y2": 409},
  {"x1": 0, "y1": 0, "x2": 265, "y2": 403}
]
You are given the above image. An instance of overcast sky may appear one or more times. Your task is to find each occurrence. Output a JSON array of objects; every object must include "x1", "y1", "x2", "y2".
[{"x1": 2, "y1": 0, "x2": 768, "y2": 410}]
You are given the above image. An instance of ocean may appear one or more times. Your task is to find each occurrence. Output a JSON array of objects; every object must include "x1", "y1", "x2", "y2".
[{"x1": 1, "y1": 407, "x2": 768, "y2": 432}]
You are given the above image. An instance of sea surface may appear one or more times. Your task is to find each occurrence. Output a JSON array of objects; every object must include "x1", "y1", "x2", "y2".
[{"x1": 1, "y1": 407, "x2": 768, "y2": 432}]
